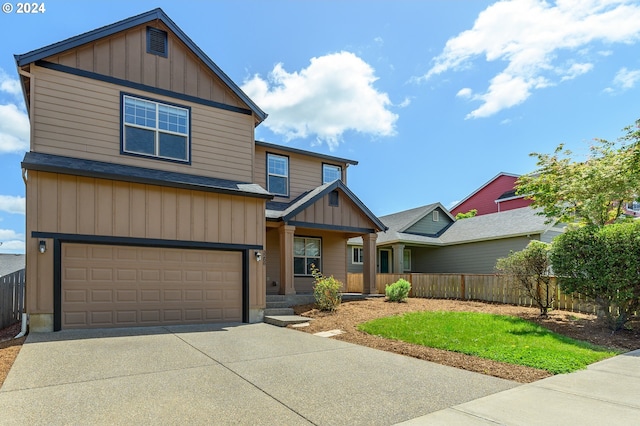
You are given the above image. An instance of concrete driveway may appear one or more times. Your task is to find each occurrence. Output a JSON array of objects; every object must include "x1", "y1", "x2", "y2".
[{"x1": 0, "y1": 323, "x2": 517, "y2": 425}]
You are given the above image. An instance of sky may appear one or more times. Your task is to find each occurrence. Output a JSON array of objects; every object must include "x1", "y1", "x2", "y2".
[{"x1": 1, "y1": 0, "x2": 640, "y2": 253}]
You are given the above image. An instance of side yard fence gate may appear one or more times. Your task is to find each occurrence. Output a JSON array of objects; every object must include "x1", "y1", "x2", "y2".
[{"x1": 0, "y1": 269, "x2": 25, "y2": 330}]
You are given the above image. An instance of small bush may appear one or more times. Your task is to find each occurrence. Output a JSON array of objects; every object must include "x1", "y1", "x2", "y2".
[
  {"x1": 311, "y1": 265, "x2": 342, "y2": 312},
  {"x1": 386, "y1": 279, "x2": 411, "y2": 302}
]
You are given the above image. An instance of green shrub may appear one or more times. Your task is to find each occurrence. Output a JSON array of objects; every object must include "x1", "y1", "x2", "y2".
[
  {"x1": 311, "y1": 265, "x2": 342, "y2": 312},
  {"x1": 386, "y1": 279, "x2": 411, "y2": 302}
]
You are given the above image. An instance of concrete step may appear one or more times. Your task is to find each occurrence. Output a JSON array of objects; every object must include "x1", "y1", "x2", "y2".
[
  {"x1": 264, "y1": 315, "x2": 311, "y2": 327},
  {"x1": 263, "y1": 307, "x2": 295, "y2": 316},
  {"x1": 265, "y1": 301, "x2": 292, "y2": 309},
  {"x1": 265, "y1": 294, "x2": 316, "y2": 307}
]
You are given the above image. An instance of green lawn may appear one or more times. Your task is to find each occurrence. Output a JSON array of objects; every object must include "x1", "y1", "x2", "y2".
[{"x1": 358, "y1": 311, "x2": 619, "y2": 374}]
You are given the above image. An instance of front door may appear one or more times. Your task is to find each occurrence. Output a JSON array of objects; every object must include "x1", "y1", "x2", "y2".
[{"x1": 379, "y1": 249, "x2": 391, "y2": 273}]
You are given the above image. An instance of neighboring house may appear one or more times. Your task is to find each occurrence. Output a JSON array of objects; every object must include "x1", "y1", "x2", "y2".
[
  {"x1": 349, "y1": 206, "x2": 563, "y2": 275},
  {"x1": 0, "y1": 254, "x2": 25, "y2": 277},
  {"x1": 450, "y1": 172, "x2": 531, "y2": 217},
  {"x1": 16, "y1": 9, "x2": 384, "y2": 332}
]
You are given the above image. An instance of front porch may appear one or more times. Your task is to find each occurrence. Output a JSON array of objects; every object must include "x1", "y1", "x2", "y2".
[{"x1": 264, "y1": 180, "x2": 386, "y2": 297}]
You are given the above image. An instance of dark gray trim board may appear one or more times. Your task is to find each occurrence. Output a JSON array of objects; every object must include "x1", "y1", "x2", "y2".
[
  {"x1": 37, "y1": 60, "x2": 251, "y2": 117},
  {"x1": 22, "y1": 152, "x2": 273, "y2": 200},
  {"x1": 287, "y1": 221, "x2": 376, "y2": 234},
  {"x1": 257, "y1": 140, "x2": 358, "y2": 166}
]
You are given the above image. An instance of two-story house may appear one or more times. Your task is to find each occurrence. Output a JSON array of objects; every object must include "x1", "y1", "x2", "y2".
[{"x1": 16, "y1": 8, "x2": 384, "y2": 331}]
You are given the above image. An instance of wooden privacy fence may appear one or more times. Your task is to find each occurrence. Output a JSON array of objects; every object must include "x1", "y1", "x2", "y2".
[
  {"x1": 346, "y1": 273, "x2": 599, "y2": 315},
  {"x1": 0, "y1": 269, "x2": 25, "y2": 330}
]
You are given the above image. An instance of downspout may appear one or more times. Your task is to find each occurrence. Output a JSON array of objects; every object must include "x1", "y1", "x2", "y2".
[{"x1": 14, "y1": 313, "x2": 28, "y2": 338}]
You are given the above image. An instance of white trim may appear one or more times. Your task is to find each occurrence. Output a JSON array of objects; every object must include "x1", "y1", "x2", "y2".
[{"x1": 352, "y1": 246, "x2": 364, "y2": 264}]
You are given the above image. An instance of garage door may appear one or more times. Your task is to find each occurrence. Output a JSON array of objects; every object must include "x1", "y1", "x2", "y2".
[{"x1": 61, "y1": 244, "x2": 242, "y2": 329}]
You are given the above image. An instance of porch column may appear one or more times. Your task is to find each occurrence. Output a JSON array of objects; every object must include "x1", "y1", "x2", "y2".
[
  {"x1": 363, "y1": 233, "x2": 377, "y2": 294},
  {"x1": 279, "y1": 224, "x2": 296, "y2": 295},
  {"x1": 392, "y1": 243, "x2": 405, "y2": 274}
]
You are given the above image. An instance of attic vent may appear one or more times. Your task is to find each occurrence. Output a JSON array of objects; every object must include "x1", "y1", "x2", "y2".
[{"x1": 147, "y1": 27, "x2": 168, "y2": 57}]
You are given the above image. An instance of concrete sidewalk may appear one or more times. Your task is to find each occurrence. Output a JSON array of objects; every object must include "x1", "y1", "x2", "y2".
[
  {"x1": 399, "y1": 348, "x2": 640, "y2": 425},
  {"x1": 0, "y1": 323, "x2": 516, "y2": 425}
]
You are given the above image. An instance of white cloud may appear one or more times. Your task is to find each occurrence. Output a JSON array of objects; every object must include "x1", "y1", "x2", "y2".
[
  {"x1": 422, "y1": 0, "x2": 640, "y2": 118},
  {"x1": 0, "y1": 69, "x2": 22, "y2": 98},
  {"x1": 0, "y1": 103, "x2": 29, "y2": 153},
  {"x1": 242, "y1": 51, "x2": 398, "y2": 150},
  {"x1": 613, "y1": 67, "x2": 640, "y2": 89},
  {"x1": 0, "y1": 240, "x2": 25, "y2": 252},
  {"x1": 456, "y1": 88, "x2": 473, "y2": 98},
  {"x1": 0, "y1": 228, "x2": 24, "y2": 241},
  {"x1": 0, "y1": 195, "x2": 25, "y2": 214}
]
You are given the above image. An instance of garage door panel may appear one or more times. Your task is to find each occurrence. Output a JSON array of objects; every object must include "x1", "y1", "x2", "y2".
[{"x1": 62, "y1": 244, "x2": 242, "y2": 329}]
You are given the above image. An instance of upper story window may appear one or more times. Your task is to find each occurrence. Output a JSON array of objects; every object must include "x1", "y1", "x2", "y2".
[
  {"x1": 267, "y1": 153, "x2": 289, "y2": 196},
  {"x1": 322, "y1": 164, "x2": 342, "y2": 184},
  {"x1": 122, "y1": 94, "x2": 190, "y2": 163}
]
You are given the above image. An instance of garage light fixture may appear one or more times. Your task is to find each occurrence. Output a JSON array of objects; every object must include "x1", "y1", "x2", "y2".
[
  {"x1": 39, "y1": 240, "x2": 46, "y2": 253},
  {"x1": 255, "y1": 251, "x2": 263, "y2": 262}
]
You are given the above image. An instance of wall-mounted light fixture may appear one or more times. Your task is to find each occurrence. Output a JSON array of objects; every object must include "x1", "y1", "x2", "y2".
[
  {"x1": 255, "y1": 251, "x2": 263, "y2": 262},
  {"x1": 39, "y1": 240, "x2": 46, "y2": 254}
]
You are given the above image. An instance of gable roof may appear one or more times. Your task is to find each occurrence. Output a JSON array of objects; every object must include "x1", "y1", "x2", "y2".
[
  {"x1": 14, "y1": 8, "x2": 267, "y2": 124},
  {"x1": 266, "y1": 180, "x2": 387, "y2": 232},
  {"x1": 450, "y1": 172, "x2": 520, "y2": 212},
  {"x1": 349, "y1": 206, "x2": 557, "y2": 246},
  {"x1": 22, "y1": 152, "x2": 273, "y2": 199}
]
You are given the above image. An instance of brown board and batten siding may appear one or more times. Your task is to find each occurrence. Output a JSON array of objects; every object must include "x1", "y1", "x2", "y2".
[
  {"x1": 43, "y1": 22, "x2": 245, "y2": 110},
  {"x1": 31, "y1": 65, "x2": 255, "y2": 182},
  {"x1": 288, "y1": 192, "x2": 374, "y2": 232},
  {"x1": 25, "y1": 170, "x2": 266, "y2": 322}
]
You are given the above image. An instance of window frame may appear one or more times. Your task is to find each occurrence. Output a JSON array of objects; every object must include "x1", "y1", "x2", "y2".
[
  {"x1": 294, "y1": 236, "x2": 322, "y2": 276},
  {"x1": 403, "y1": 249, "x2": 411, "y2": 272},
  {"x1": 432, "y1": 210, "x2": 439, "y2": 222},
  {"x1": 121, "y1": 93, "x2": 191, "y2": 164},
  {"x1": 352, "y1": 247, "x2": 364, "y2": 264},
  {"x1": 322, "y1": 163, "x2": 342, "y2": 184},
  {"x1": 266, "y1": 153, "x2": 290, "y2": 197}
]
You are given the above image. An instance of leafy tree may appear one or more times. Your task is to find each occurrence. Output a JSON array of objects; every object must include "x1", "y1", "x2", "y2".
[
  {"x1": 496, "y1": 241, "x2": 556, "y2": 317},
  {"x1": 455, "y1": 209, "x2": 477, "y2": 220},
  {"x1": 550, "y1": 222, "x2": 640, "y2": 331},
  {"x1": 516, "y1": 120, "x2": 640, "y2": 226}
]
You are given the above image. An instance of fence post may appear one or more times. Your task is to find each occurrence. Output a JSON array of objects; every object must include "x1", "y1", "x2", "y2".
[{"x1": 460, "y1": 274, "x2": 465, "y2": 300}]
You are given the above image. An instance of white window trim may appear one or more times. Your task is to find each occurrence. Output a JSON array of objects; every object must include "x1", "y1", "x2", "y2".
[
  {"x1": 352, "y1": 247, "x2": 363, "y2": 264},
  {"x1": 403, "y1": 249, "x2": 411, "y2": 272},
  {"x1": 122, "y1": 94, "x2": 190, "y2": 162},
  {"x1": 267, "y1": 153, "x2": 289, "y2": 196},
  {"x1": 322, "y1": 164, "x2": 342, "y2": 184}
]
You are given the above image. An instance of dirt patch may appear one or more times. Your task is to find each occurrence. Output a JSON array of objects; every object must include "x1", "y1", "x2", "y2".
[
  {"x1": 0, "y1": 322, "x2": 25, "y2": 388},
  {"x1": 291, "y1": 298, "x2": 640, "y2": 383}
]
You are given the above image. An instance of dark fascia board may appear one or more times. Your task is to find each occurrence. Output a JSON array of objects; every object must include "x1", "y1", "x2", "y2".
[
  {"x1": 282, "y1": 180, "x2": 387, "y2": 232},
  {"x1": 255, "y1": 140, "x2": 358, "y2": 166},
  {"x1": 21, "y1": 152, "x2": 273, "y2": 200},
  {"x1": 14, "y1": 7, "x2": 267, "y2": 124},
  {"x1": 401, "y1": 220, "x2": 454, "y2": 238}
]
